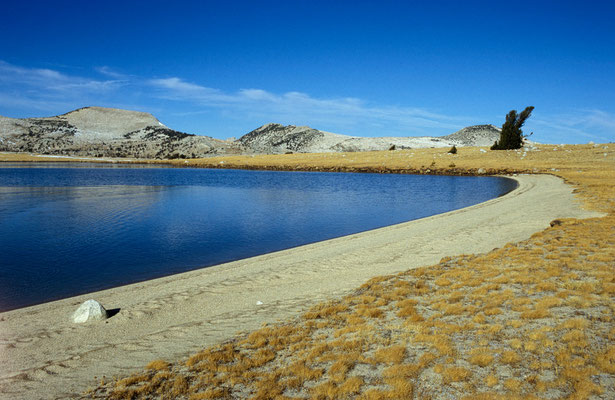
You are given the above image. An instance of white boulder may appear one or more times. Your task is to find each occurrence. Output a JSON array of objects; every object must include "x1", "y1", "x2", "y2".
[{"x1": 72, "y1": 299, "x2": 108, "y2": 323}]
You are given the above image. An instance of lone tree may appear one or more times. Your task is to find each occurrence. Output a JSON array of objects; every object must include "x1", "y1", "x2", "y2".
[{"x1": 491, "y1": 106, "x2": 534, "y2": 150}]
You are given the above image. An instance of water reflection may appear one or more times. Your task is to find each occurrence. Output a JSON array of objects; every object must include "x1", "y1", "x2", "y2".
[
  {"x1": 0, "y1": 162, "x2": 169, "y2": 168},
  {"x1": 0, "y1": 165, "x2": 517, "y2": 311}
]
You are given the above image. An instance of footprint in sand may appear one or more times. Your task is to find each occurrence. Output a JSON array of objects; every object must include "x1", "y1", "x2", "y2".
[
  {"x1": 16, "y1": 337, "x2": 36, "y2": 344},
  {"x1": 170, "y1": 293, "x2": 189, "y2": 302},
  {"x1": 43, "y1": 363, "x2": 70, "y2": 375},
  {"x1": 117, "y1": 342, "x2": 151, "y2": 351},
  {"x1": 0, "y1": 341, "x2": 17, "y2": 350}
]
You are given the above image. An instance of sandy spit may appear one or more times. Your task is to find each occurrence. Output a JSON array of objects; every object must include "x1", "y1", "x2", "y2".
[{"x1": 0, "y1": 174, "x2": 601, "y2": 399}]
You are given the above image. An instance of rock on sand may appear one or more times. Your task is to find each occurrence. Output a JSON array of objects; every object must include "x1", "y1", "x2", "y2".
[{"x1": 72, "y1": 299, "x2": 107, "y2": 323}]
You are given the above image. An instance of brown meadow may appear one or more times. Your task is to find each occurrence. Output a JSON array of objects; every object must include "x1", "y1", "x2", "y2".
[{"x1": 4, "y1": 142, "x2": 614, "y2": 399}]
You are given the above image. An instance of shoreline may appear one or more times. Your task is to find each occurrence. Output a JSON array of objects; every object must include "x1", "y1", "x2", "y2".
[
  {"x1": 0, "y1": 150, "x2": 547, "y2": 177},
  {"x1": 0, "y1": 174, "x2": 601, "y2": 399},
  {"x1": 0, "y1": 173, "x2": 519, "y2": 314}
]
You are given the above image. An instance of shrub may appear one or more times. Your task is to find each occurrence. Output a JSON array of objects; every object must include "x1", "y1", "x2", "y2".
[{"x1": 491, "y1": 106, "x2": 534, "y2": 150}]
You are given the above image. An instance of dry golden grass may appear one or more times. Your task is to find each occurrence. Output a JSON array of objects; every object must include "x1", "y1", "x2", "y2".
[
  {"x1": 144, "y1": 360, "x2": 171, "y2": 371},
  {"x1": 468, "y1": 350, "x2": 494, "y2": 367},
  {"x1": 20, "y1": 143, "x2": 613, "y2": 399},
  {"x1": 439, "y1": 365, "x2": 472, "y2": 383}
]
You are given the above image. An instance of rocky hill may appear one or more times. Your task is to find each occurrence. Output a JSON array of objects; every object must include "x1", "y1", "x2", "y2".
[
  {"x1": 0, "y1": 107, "x2": 503, "y2": 159},
  {"x1": 238, "y1": 123, "x2": 502, "y2": 154},
  {"x1": 237, "y1": 123, "x2": 352, "y2": 153},
  {"x1": 0, "y1": 107, "x2": 239, "y2": 159},
  {"x1": 441, "y1": 124, "x2": 502, "y2": 147}
]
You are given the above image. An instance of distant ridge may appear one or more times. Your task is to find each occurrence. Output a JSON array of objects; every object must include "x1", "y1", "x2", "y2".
[
  {"x1": 238, "y1": 123, "x2": 502, "y2": 154},
  {"x1": 238, "y1": 123, "x2": 350, "y2": 153},
  {"x1": 1, "y1": 107, "x2": 503, "y2": 159},
  {"x1": 0, "y1": 107, "x2": 238, "y2": 159},
  {"x1": 442, "y1": 124, "x2": 502, "y2": 147}
]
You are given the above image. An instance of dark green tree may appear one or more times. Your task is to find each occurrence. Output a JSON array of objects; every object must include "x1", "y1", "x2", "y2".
[{"x1": 491, "y1": 106, "x2": 534, "y2": 150}]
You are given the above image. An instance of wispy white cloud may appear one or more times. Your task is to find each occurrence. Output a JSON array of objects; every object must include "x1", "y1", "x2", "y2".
[
  {"x1": 0, "y1": 61, "x2": 125, "y2": 93},
  {"x1": 95, "y1": 66, "x2": 129, "y2": 79},
  {"x1": 0, "y1": 92, "x2": 74, "y2": 113},
  {"x1": 146, "y1": 76, "x2": 470, "y2": 135},
  {"x1": 1, "y1": 61, "x2": 613, "y2": 141},
  {"x1": 148, "y1": 77, "x2": 235, "y2": 103},
  {"x1": 582, "y1": 109, "x2": 615, "y2": 132},
  {"x1": 46, "y1": 79, "x2": 125, "y2": 93},
  {"x1": 0, "y1": 62, "x2": 476, "y2": 135},
  {"x1": 150, "y1": 77, "x2": 210, "y2": 93},
  {"x1": 532, "y1": 109, "x2": 615, "y2": 143},
  {"x1": 0, "y1": 61, "x2": 131, "y2": 116},
  {"x1": 0, "y1": 61, "x2": 64, "y2": 84}
]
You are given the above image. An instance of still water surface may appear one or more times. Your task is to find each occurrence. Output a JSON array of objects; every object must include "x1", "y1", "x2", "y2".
[{"x1": 0, "y1": 163, "x2": 517, "y2": 311}]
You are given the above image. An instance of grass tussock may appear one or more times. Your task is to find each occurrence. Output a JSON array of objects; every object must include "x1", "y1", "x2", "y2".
[
  {"x1": 144, "y1": 360, "x2": 170, "y2": 371},
  {"x1": 74, "y1": 143, "x2": 615, "y2": 399}
]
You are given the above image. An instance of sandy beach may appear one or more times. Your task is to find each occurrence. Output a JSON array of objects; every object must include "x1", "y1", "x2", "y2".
[{"x1": 0, "y1": 173, "x2": 601, "y2": 399}]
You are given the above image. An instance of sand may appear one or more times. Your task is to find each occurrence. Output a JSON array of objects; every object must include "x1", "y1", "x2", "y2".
[{"x1": 0, "y1": 174, "x2": 601, "y2": 399}]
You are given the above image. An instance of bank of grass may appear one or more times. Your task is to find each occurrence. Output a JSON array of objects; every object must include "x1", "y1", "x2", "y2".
[{"x1": 3, "y1": 144, "x2": 614, "y2": 399}]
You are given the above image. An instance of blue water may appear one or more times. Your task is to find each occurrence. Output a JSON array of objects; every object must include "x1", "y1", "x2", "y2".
[{"x1": 0, "y1": 163, "x2": 517, "y2": 311}]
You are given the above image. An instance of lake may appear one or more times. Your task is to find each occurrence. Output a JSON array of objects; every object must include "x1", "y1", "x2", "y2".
[{"x1": 0, "y1": 163, "x2": 517, "y2": 311}]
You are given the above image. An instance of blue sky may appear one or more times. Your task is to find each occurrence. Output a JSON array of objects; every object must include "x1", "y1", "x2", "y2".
[{"x1": 1, "y1": 1, "x2": 614, "y2": 143}]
